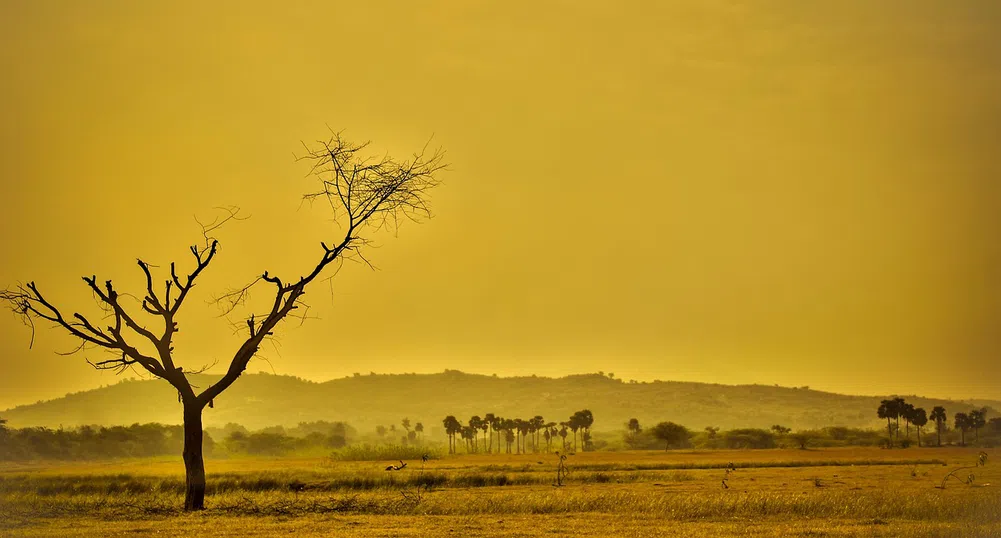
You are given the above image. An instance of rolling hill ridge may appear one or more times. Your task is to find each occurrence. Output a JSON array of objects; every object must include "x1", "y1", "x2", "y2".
[{"x1": 2, "y1": 371, "x2": 997, "y2": 434}]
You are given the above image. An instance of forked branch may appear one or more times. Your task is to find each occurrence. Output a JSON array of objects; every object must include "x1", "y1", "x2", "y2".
[
  {"x1": 0, "y1": 209, "x2": 243, "y2": 388},
  {"x1": 202, "y1": 133, "x2": 445, "y2": 406}
]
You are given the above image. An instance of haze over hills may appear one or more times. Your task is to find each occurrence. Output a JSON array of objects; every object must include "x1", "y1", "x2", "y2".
[{"x1": 3, "y1": 371, "x2": 997, "y2": 435}]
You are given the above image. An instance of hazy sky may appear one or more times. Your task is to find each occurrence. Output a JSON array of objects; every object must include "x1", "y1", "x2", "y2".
[{"x1": 1, "y1": 1, "x2": 999, "y2": 410}]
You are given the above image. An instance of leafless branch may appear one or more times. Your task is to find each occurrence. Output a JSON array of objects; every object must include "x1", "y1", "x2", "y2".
[
  {"x1": 0, "y1": 208, "x2": 247, "y2": 394},
  {"x1": 199, "y1": 132, "x2": 445, "y2": 406}
]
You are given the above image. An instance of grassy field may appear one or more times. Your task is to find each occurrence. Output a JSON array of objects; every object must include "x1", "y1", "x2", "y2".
[{"x1": 1, "y1": 447, "x2": 999, "y2": 537}]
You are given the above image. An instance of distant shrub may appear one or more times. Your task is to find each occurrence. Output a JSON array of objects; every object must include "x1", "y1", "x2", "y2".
[
  {"x1": 329, "y1": 444, "x2": 443, "y2": 462},
  {"x1": 722, "y1": 429, "x2": 776, "y2": 449}
]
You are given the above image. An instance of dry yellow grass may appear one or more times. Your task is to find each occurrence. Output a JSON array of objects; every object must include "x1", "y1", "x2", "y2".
[{"x1": 2, "y1": 447, "x2": 999, "y2": 537}]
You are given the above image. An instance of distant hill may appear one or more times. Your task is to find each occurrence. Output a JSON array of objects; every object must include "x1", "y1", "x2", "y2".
[{"x1": 2, "y1": 371, "x2": 997, "y2": 435}]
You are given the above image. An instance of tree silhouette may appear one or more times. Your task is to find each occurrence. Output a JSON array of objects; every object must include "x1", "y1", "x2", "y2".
[
  {"x1": 900, "y1": 401, "x2": 915, "y2": 441},
  {"x1": 891, "y1": 397, "x2": 906, "y2": 444},
  {"x1": 969, "y1": 408, "x2": 987, "y2": 445},
  {"x1": 704, "y1": 426, "x2": 718, "y2": 439},
  {"x1": 578, "y1": 410, "x2": 594, "y2": 451},
  {"x1": 468, "y1": 416, "x2": 484, "y2": 453},
  {"x1": 478, "y1": 417, "x2": 490, "y2": 452},
  {"x1": 545, "y1": 422, "x2": 558, "y2": 453},
  {"x1": 401, "y1": 418, "x2": 411, "y2": 433},
  {"x1": 989, "y1": 417, "x2": 1001, "y2": 434},
  {"x1": 789, "y1": 430, "x2": 815, "y2": 450},
  {"x1": 954, "y1": 412, "x2": 970, "y2": 446},
  {"x1": 770, "y1": 425, "x2": 791, "y2": 436},
  {"x1": 442, "y1": 415, "x2": 461, "y2": 454},
  {"x1": 376, "y1": 425, "x2": 387, "y2": 438},
  {"x1": 652, "y1": 422, "x2": 690, "y2": 451},
  {"x1": 911, "y1": 407, "x2": 927, "y2": 447},
  {"x1": 626, "y1": 418, "x2": 642, "y2": 448},
  {"x1": 877, "y1": 399, "x2": 900, "y2": 448},
  {"x1": 414, "y1": 422, "x2": 424, "y2": 443},
  {"x1": 531, "y1": 415, "x2": 545, "y2": 453},
  {"x1": 568, "y1": 416, "x2": 581, "y2": 452},
  {"x1": 628, "y1": 418, "x2": 642, "y2": 436},
  {"x1": 517, "y1": 419, "x2": 530, "y2": 454},
  {"x1": 461, "y1": 425, "x2": 476, "y2": 452},
  {"x1": 503, "y1": 419, "x2": 516, "y2": 453},
  {"x1": 558, "y1": 423, "x2": 569, "y2": 452},
  {"x1": 483, "y1": 413, "x2": 496, "y2": 453},
  {"x1": 929, "y1": 406, "x2": 947, "y2": 447},
  {"x1": 0, "y1": 133, "x2": 445, "y2": 510},
  {"x1": 491, "y1": 415, "x2": 505, "y2": 454}
]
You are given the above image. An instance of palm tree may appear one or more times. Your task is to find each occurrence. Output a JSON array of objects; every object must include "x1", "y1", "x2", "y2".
[
  {"x1": 492, "y1": 416, "x2": 505, "y2": 453},
  {"x1": 911, "y1": 407, "x2": 927, "y2": 447},
  {"x1": 548, "y1": 422, "x2": 559, "y2": 452},
  {"x1": 891, "y1": 397, "x2": 906, "y2": 444},
  {"x1": 442, "y1": 415, "x2": 461, "y2": 454},
  {"x1": 401, "y1": 418, "x2": 411, "y2": 433},
  {"x1": 468, "y1": 416, "x2": 483, "y2": 453},
  {"x1": 484, "y1": 413, "x2": 496, "y2": 453},
  {"x1": 500, "y1": 419, "x2": 510, "y2": 453},
  {"x1": 929, "y1": 406, "x2": 947, "y2": 447},
  {"x1": 954, "y1": 412, "x2": 970, "y2": 446},
  {"x1": 517, "y1": 419, "x2": 530, "y2": 454},
  {"x1": 525, "y1": 419, "x2": 536, "y2": 453},
  {"x1": 531, "y1": 416, "x2": 545, "y2": 453},
  {"x1": 578, "y1": 410, "x2": 594, "y2": 451},
  {"x1": 478, "y1": 417, "x2": 490, "y2": 452},
  {"x1": 568, "y1": 416, "x2": 581, "y2": 452},
  {"x1": 877, "y1": 399, "x2": 899, "y2": 448},
  {"x1": 414, "y1": 422, "x2": 424, "y2": 443},
  {"x1": 558, "y1": 423, "x2": 569, "y2": 451},
  {"x1": 900, "y1": 402, "x2": 915, "y2": 440}
]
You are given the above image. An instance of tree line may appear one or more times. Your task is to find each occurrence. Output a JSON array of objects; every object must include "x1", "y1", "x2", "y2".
[
  {"x1": 0, "y1": 419, "x2": 354, "y2": 461},
  {"x1": 621, "y1": 418, "x2": 1001, "y2": 451},
  {"x1": 0, "y1": 421, "x2": 212, "y2": 461},
  {"x1": 877, "y1": 398, "x2": 994, "y2": 448},
  {"x1": 440, "y1": 410, "x2": 594, "y2": 455}
]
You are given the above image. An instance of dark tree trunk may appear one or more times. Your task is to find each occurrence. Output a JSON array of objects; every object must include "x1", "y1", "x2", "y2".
[
  {"x1": 886, "y1": 417, "x2": 893, "y2": 448},
  {"x1": 183, "y1": 403, "x2": 206, "y2": 511},
  {"x1": 937, "y1": 423, "x2": 942, "y2": 447}
]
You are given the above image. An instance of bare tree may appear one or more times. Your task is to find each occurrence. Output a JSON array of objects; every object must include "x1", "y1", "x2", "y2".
[{"x1": 0, "y1": 132, "x2": 445, "y2": 511}]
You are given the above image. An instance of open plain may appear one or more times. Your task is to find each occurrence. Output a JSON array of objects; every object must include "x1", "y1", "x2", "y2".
[{"x1": 2, "y1": 447, "x2": 998, "y2": 537}]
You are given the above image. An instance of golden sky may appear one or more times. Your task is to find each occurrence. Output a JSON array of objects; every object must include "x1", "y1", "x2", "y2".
[{"x1": 1, "y1": 1, "x2": 999, "y2": 410}]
